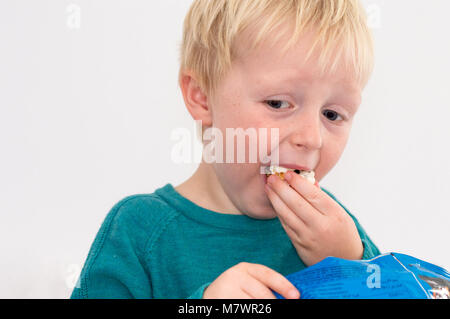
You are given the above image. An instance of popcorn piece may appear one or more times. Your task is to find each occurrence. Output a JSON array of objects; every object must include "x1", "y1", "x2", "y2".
[{"x1": 264, "y1": 165, "x2": 316, "y2": 184}]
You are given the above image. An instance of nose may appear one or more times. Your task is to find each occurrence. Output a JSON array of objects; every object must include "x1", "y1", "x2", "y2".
[{"x1": 289, "y1": 109, "x2": 323, "y2": 150}]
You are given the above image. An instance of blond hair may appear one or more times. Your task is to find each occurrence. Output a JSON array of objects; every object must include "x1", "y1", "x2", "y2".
[{"x1": 179, "y1": 0, "x2": 374, "y2": 98}]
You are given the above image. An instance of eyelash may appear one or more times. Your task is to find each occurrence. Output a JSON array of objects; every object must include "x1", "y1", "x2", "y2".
[
  {"x1": 265, "y1": 100, "x2": 291, "y2": 110},
  {"x1": 264, "y1": 100, "x2": 345, "y2": 122}
]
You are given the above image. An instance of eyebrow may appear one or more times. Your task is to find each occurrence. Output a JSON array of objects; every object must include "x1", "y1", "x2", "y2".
[{"x1": 256, "y1": 73, "x2": 307, "y2": 91}]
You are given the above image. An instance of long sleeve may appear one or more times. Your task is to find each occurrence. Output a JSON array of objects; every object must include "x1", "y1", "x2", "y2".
[{"x1": 71, "y1": 196, "x2": 153, "y2": 299}]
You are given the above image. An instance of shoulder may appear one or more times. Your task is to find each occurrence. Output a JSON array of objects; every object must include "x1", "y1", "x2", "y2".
[
  {"x1": 108, "y1": 190, "x2": 180, "y2": 233},
  {"x1": 96, "y1": 190, "x2": 181, "y2": 254},
  {"x1": 109, "y1": 192, "x2": 178, "y2": 227},
  {"x1": 71, "y1": 187, "x2": 182, "y2": 299}
]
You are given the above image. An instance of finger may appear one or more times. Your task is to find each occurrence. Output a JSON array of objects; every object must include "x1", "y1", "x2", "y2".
[
  {"x1": 265, "y1": 184, "x2": 308, "y2": 234},
  {"x1": 241, "y1": 276, "x2": 277, "y2": 299},
  {"x1": 267, "y1": 175, "x2": 325, "y2": 225},
  {"x1": 246, "y1": 263, "x2": 300, "y2": 299},
  {"x1": 267, "y1": 190, "x2": 310, "y2": 250},
  {"x1": 278, "y1": 216, "x2": 308, "y2": 249},
  {"x1": 284, "y1": 171, "x2": 336, "y2": 216}
]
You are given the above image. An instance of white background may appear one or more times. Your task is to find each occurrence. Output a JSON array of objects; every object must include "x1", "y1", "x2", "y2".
[{"x1": 0, "y1": 0, "x2": 448, "y2": 298}]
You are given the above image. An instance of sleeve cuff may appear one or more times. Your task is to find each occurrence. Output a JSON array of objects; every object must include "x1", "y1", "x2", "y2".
[{"x1": 187, "y1": 282, "x2": 211, "y2": 299}]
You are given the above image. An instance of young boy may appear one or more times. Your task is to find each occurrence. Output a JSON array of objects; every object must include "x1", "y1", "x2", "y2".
[{"x1": 71, "y1": 0, "x2": 380, "y2": 299}]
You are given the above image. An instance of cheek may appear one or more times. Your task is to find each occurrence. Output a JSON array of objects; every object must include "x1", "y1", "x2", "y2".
[
  {"x1": 316, "y1": 133, "x2": 350, "y2": 180},
  {"x1": 213, "y1": 163, "x2": 261, "y2": 201},
  {"x1": 214, "y1": 104, "x2": 256, "y2": 129},
  {"x1": 211, "y1": 87, "x2": 262, "y2": 128},
  {"x1": 213, "y1": 104, "x2": 271, "y2": 157}
]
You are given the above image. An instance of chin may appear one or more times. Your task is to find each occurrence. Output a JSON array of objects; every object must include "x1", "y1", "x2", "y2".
[{"x1": 243, "y1": 202, "x2": 278, "y2": 220}]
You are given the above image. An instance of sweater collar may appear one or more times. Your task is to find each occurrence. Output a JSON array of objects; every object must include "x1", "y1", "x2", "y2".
[{"x1": 155, "y1": 183, "x2": 286, "y2": 233}]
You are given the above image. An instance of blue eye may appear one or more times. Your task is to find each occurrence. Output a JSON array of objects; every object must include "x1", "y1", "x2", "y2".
[
  {"x1": 265, "y1": 100, "x2": 291, "y2": 109},
  {"x1": 323, "y1": 109, "x2": 343, "y2": 121}
]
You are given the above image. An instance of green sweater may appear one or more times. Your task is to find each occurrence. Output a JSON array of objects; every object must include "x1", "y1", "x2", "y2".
[{"x1": 70, "y1": 183, "x2": 380, "y2": 299}]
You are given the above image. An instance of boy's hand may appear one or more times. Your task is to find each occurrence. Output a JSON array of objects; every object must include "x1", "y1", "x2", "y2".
[
  {"x1": 202, "y1": 262, "x2": 300, "y2": 299},
  {"x1": 265, "y1": 172, "x2": 364, "y2": 267}
]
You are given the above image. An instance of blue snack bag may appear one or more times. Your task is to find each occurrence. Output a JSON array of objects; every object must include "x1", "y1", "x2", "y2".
[{"x1": 274, "y1": 253, "x2": 450, "y2": 299}]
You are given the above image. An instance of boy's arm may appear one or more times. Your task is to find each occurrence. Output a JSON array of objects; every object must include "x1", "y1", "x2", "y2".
[
  {"x1": 320, "y1": 187, "x2": 381, "y2": 260},
  {"x1": 71, "y1": 196, "x2": 153, "y2": 299}
]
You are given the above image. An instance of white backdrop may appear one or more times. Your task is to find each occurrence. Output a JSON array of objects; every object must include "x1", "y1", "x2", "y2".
[{"x1": 0, "y1": 0, "x2": 449, "y2": 298}]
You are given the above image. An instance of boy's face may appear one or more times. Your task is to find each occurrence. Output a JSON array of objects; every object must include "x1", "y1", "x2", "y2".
[{"x1": 207, "y1": 30, "x2": 363, "y2": 220}]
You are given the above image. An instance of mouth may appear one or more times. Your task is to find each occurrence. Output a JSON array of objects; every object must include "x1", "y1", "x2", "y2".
[{"x1": 262, "y1": 165, "x2": 316, "y2": 184}]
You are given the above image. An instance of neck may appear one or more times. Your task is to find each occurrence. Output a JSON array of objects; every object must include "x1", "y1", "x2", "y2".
[{"x1": 174, "y1": 161, "x2": 242, "y2": 215}]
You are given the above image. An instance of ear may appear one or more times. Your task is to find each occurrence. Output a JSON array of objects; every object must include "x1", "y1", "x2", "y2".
[{"x1": 179, "y1": 70, "x2": 212, "y2": 127}]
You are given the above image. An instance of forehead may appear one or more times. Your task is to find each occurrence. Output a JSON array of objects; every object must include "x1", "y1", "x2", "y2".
[{"x1": 232, "y1": 27, "x2": 362, "y2": 94}]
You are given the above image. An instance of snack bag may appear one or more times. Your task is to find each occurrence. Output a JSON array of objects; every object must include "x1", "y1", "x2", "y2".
[{"x1": 274, "y1": 253, "x2": 450, "y2": 299}]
